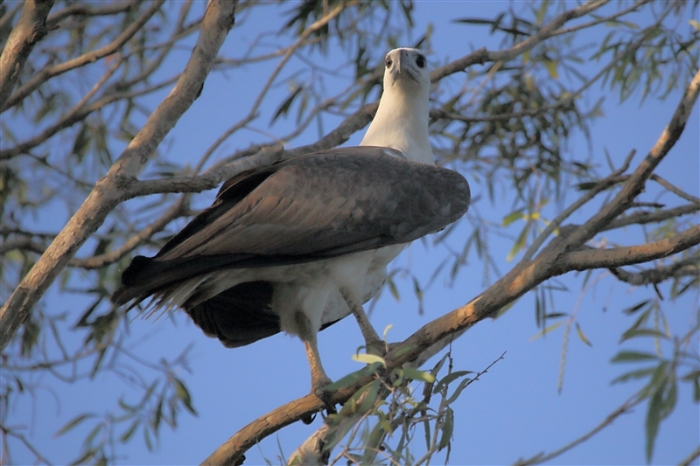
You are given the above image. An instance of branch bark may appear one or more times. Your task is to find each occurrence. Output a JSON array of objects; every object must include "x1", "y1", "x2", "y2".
[
  {"x1": 0, "y1": 0, "x2": 239, "y2": 351},
  {"x1": 0, "y1": 0, "x2": 55, "y2": 109},
  {"x1": 609, "y1": 255, "x2": 699, "y2": 286},
  {"x1": 561, "y1": 225, "x2": 700, "y2": 270}
]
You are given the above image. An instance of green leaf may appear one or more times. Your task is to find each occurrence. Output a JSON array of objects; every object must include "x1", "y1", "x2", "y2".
[
  {"x1": 681, "y1": 370, "x2": 700, "y2": 402},
  {"x1": 84, "y1": 422, "x2": 104, "y2": 446},
  {"x1": 529, "y1": 321, "x2": 564, "y2": 341},
  {"x1": 502, "y1": 208, "x2": 525, "y2": 226},
  {"x1": 446, "y1": 378, "x2": 473, "y2": 405},
  {"x1": 337, "y1": 380, "x2": 377, "y2": 417},
  {"x1": 270, "y1": 85, "x2": 303, "y2": 124},
  {"x1": 620, "y1": 328, "x2": 669, "y2": 342},
  {"x1": 544, "y1": 60, "x2": 559, "y2": 79},
  {"x1": 620, "y1": 308, "x2": 652, "y2": 343},
  {"x1": 622, "y1": 300, "x2": 650, "y2": 315},
  {"x1": 575, "y1": 322, "x2": 593, "y2": 347},
  {"x1": 434, "y1": 370, "x2": 472, "y2": 394},
  {"x1": 143, "y1": 425, "x2": 153, "y2": 451},
  {"x1": 69, "y1": 448, "x2": 98, "y2": 466},
  {"x1": 394, "y1": 368, "x2": 435, "y2": 384},
  {"x1": 644, "y1": 362, "x2": 670, "y2": 396},
  {"x1": 611, "y1": 351, "x2": 659, "y2": 363},
  {"x1": 661, "y1": 377, "x2": 677, "y2": 418},
  {"x1": 152, "y1": 397, "x2": 163, "y2": 432},
  {"x1": 382, "y1": 324, "x2": 393, "y2": 341},
  {"x1": 72, "y1": 124, "x2": 91, "y2": 161},
  {"x1": 55, "y1": 413, "x2": 95, "y2": 437},
  {"x1": 507, "y1": 223, "x2": 530, "y2": 262},
  {"x1": 173, "y1": 377, "x2": 197, "y2": 415},
  {"x1": 645, "y1": 387, "x2": 663, "y2": 462},
  {"x1": 352, "y1": 353, "x2": 386, "y2": 366},
  {"x1": 387, "y1": 275, "x2": 400, "y2": 301},
  {"x1": 438, "y1": 407, "x2": 454, "y2": 451},
  {"x1": 324, "y1": 364, "x2": 381, "y2": 391},
  {"x1": 119, "y1": 420, "x2": 140, "y2": 443},
  {"x1": 611, "y1": 367, "x2": 656, "y2": 385},
  {"x1": 357, "y1": 379, "x2": 381, "y2": 413}
]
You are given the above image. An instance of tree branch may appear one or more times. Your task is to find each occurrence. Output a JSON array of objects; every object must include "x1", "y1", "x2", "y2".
[
  {"x1": 609, "y1": 255, "x2": 699, "y2": 286},
  {"x1": 561, "y1": 224, "x2": 700, "y2": 271},
  {"x1": 45, "y1": 1, "x2": 137, "y2": 30},
  {"x1": 550, "y1": 0, "x2": 650, "y2": 37},
  {"x1": 0, "y1": 0, "x2": 55, "y2": 109},
  {"x1": 0, "y1": 0, "x2": 239, "y2": 352},
  {"x1": 523, "y1": 150, "x2": 636, "y2": 261},
  {"x1": 0, "y1": 69, "x2": 178, "y2": 161},
  {"x1": 70, "y1": 197, "x2": 188, "y2": 269},
  {"x1": 1, "y1": 0, "x2": 165, "y2": 112},
  {"x1": 679, "y1": 445, "x2": 700, "y2": 466},
  {"x1": 430, "y1": 0, "x2": 609, "y2": 82},
  {"x1": 563, "y1": 66, "x2": 700, "y2": 249},
  {"x1": 602, "y1": 204, "x2": 700, "y2": 231},
  {"x1": 650, "y1": 174, "x2": 700, "y2": 205}
]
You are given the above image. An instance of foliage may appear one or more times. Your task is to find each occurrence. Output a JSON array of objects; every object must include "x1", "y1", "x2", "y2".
[{"x1": 1, "y1": 0, "x2": 698, "y2": 464}]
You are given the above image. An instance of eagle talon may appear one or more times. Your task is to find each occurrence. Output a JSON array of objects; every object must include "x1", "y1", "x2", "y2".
[
  {"x1": 313, "y1": 382, "x2": 337, "y2": 414},
  {"x1": 365, "y1": 339, "x2": 387, "y2": 356}
]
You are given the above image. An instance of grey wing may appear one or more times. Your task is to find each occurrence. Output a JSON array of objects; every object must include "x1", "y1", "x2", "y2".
[{"x1": 113, "y1": 146, "x2": 470, "y2": 304}]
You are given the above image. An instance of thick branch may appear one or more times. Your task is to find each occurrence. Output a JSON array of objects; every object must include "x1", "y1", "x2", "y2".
[
  {"x1": 0, "y1": 0, "x2": 238, "y2": 351},
  {"x1": 0, "y1": 0, "x2": 55, "y2": 109},
  {"x1": 561, "y1": 224, "x2": 700, "y2": 271},
  {"x1": 123, "y1": 145, "x2": 283, "y2": 198}
]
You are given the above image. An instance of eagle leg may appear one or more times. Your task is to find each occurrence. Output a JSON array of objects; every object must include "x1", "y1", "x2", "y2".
[
  {"x1": 295, "y1": 311, "x2": 335, "y2": 410},
  {"x1": 341, "y1": 290, "x2": 385, "y2": 356}
]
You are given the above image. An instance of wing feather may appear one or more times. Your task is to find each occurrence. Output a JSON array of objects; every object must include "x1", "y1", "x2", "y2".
[{"x1": 113, "y1": 146, "x2": 470, "y2": 305}]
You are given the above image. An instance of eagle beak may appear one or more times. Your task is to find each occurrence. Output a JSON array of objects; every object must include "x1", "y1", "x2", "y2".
[{"x1": 392, "y1": 50, "x2": 418, "y2": 84}]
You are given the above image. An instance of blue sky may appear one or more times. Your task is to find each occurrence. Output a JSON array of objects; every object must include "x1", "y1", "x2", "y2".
[{"x1": 4, "y1": 2, "x2": 699, "y2": 465}]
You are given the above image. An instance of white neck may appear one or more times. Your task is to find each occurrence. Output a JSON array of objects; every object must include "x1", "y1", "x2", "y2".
[{"x1": 360, "y1": 84, "x2": 433, "y2": 165}]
